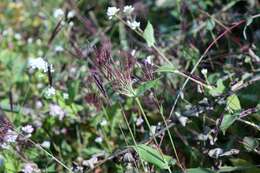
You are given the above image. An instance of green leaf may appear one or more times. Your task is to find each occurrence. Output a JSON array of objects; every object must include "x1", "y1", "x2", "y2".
[
  {"x1": 243, "y1": 137, "x2": 259, "y2": 151},
  {"x1": 134, "y1": 79, "x2": 160, "y2": 97},
  {"x1": 133, "y1": 144, "x2": 176, "y2": 169},
  {"x1": 209, "y1": 79, "x2": 225, "y2": 96},
  {"x1": 156, "y1": 64, "x2": 177, "y2": 73},
  {"x1": 143, "y1": 21, "x2": 156, "y2": 47},
  {"x1": 227, "y1": 94, "x2": 241, "y2": 113},
  {"x1": 186, "y1": 168, "x2": 214, "y2": 173},
  {"x1": 220, "y1": 113, "x2": 239, "y2": 135}
]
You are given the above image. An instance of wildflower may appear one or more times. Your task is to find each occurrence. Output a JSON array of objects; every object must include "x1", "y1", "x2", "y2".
[
  {"x1": 35, "y1": 101, "x2": 43, "y2": 109},
  {"x1": 28, "y1": 57, "x2": 54, "y2": 73},
  {"x1": 136, "y1": 117, "x2": 144, "y2": 126},
  {"x1": 54, "y1": 45, "x2": 64, "y2": 52},
  {"x1": 144, "y1": 55, "x2": 153, "y2": 65},
  {"x1": 175, "y1": 112, "x2": 188, "y2": 127},
  {"x1": 21, "y1": 125, "x2": 34, "y2": 134},
  {"x1": 63, "y1": 93, "x2": 69, "y2": 99},
  {"x1": 82, "y1": 157, "x2": 98, "y2": 169},
  {"x1": 45, "y1": 87, "x2": 56, "y2": 97},
  {"x1": 14, "y1": 33, "x2": 22, "y2": 40},
  {"x1": 22, "y1": 163, "x2": 40, "y2": 173},
  {"x1": 94, "y1": 136, "x2": 103, "y2": 143},
  {"x1": 67, "y1": 10, "x2": 75, "y2": 19},
  {"x1": 49, "y1": 104, "x2": 65, "y2": 120},
  {"x1": 106, "y1": 7, "x2": 120, "y2": 19},
  {"x1": 41, "y1": 141, "x2": 51, "y2": 148},
  {"x1": 100, "y1": 119, "x2": 108, "y2": 126},
  {"x1": 4, "y1": 130, "x2": 17, "y2": 143},
  {"x1": 53, "y1": 8, "x2": 64, "y2": 19},
  {"x1": 127, "y1": 20, "x2": 140, "y2": 30},
  {"x1": 123, "y1": 5, "x2": 134, "y2": 14},
  {"x1": 201, "y1": 68, "x2": 208, "y2": 76}
]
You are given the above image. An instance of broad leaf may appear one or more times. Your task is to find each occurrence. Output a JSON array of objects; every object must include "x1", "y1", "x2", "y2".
[
  {"x1": 143, "y1": 21, "x2": 156, "y2": 47},
  {"x1": 133, "y1": 144, "x2": 176, "y2": 169},
  {"x1": 220, "y1": 113, "x2": 239, "y2": 135},
  {"x1": 227, "y1": 94, "x2": 241, "y2": 113},
  {"x1": 209, "y1": 79, "x2": 225, "y2": 96}
]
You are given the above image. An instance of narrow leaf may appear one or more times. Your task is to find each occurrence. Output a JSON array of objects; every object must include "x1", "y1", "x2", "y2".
[{"x1": 133, "y1": 144, "x2": 176, "y2": 169}]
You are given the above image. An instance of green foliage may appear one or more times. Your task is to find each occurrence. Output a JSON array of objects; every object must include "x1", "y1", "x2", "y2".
[
  {"x1": 143, "y1": 21, "x2": 156, "y2": 47},
  {"x1": 133, "y1": 144, "x2": 176, "y2": 170}
]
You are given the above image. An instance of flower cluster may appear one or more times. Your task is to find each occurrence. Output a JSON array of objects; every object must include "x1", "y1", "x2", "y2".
[
  {"x1": 28, "y1": 57, "x2": 54, "y2": 73},
  {"x1": 106, "y1": 5, "x2": 140, "y2": 30}
]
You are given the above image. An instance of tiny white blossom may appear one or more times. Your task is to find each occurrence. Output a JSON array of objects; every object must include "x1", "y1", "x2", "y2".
[
  {"x1": 145, "y1": 55, "x2": 153, "y2": 65},
  {"x1": 45, "y1": 87, "x2": 56, "y2": 97},
  {"x1": 201, "y1": 68, "x2": 208, "y2": 76},
  {"x1": 95, "y1": 136, "x2": 103, "y2": 143},
  {"x1": 82, "y1": 157, "x2": 98, "y2": 169},
  {"x1": 14, "y1": 33, "x2": 22, "y2": 40},
  {"x1": 63, "y1": 93, "x2": 69, "y2": 99},
  {"x1": 4, "y1": 130, "x2": 17, "y2": 143},
  {"x1": 54, "y1": 45, "x2": 64, "y2": 52},
  {"x1": 22, "y1": 125, "x2": 34, "y2": 134},
  {"x1": 67, "y1": 10, "x2": 75, "y2": 19},
  {"x1": 69, "y1": 21, "x2": 74, "y2": 27},
  {"x1": 36, "y1": 101, "x2": 43, "y2": 109},
  {"x1": 136, "y1": 117, "x2": 144, "y2": 126},
  {"x1": 127, "y1": 20, "x2": 140, "y2": 30},
  {"x1": 123, "y1": 5, "x2": 134, "y2": 14},
  {"x1": 106, "y1": 7, "x2": 120, "y2": 20},
  {"x1": 100, "y1": 119, "x2": 108, "y2": 126},
  {"x1": 178, "y1": 116, "x2": 188, "y2": 127},
  {"x1": 53, "y1": 8, "x2": 64, "y2": 19},
  {"x1": 28, "y1": 57, "x2": 54, "y2": 73},
  {"x1": 49, "y1": 104, "x2": 65, "y2": 120},
  {"x1": 41, "y1": 141, "x2": 51, "y2": 148},
  {"x1": 22, "y1": 163, "x2": 40, "y2": 173}
]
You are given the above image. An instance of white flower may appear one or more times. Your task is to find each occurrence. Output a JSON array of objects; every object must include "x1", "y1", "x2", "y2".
[
  {"x1": 145, "y1": 55, "x2": 153, "y2": 65},
  {"x1": 36, "y1": 101, "x2": 43, "y2": 109},
  {"x1": 14, "y1": 33, "x2": 22, "y2": 40},
  {"x1": 100, "y1": 119, "x2": 108, "y2": 126},
  {"x1": 45, "y1": 87, "x2": 56, "y2": 97},
  {"x1": 127, "y1": 20, "x2": 140, "y2": 30},
  {"x1": 22, "y1": 163, "x2": 40, "y2": 173},
  {"x1": 49, "y1": 104, "x2": 65, "y2": 120},
  {"x1": 28, "y1": 57, "x2": 54, "y2": 73},
  {"x1": 53, "y1": 8, "x2": 64, "y2": 19},
  {"x1": 4, "y1": 130, "x2": 17, "y2": 143},
  {"x1": 67, "y1": 10, "x2": 75, "y2": 19},
  {"x1": 201, "y1": 68, "x2": 208, "y2": 76},
  {"x1": 82, "y1": 157, "x2": 98, "y2": 169},
  {"x1": 63, "y1": 93, "x2": 69, "y2": 99},
  {"x1": 136, "y1": 117, "x2": 144, "y2": 126},
  {"x1": 41, "y1": 141, "x2": 51, "y2": 148},
  {"x1": 54, "y1": 45, "x2": 64, "y2": 52},
  {"x1": 95, "y1": 136, "x2": 103, "y2": 143},
  {"x1": 123, "y1": 5, "x2": 134, "y2": 14},
  {"x1": 22, "y1": 125, "x2": 34, "y2": 134},
  {"x1": 106, "y1": 7, "x2": 120, "y2": 19},
  {"x1": 178, "y1": 116, "x2": 188, "y2": 127}
]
